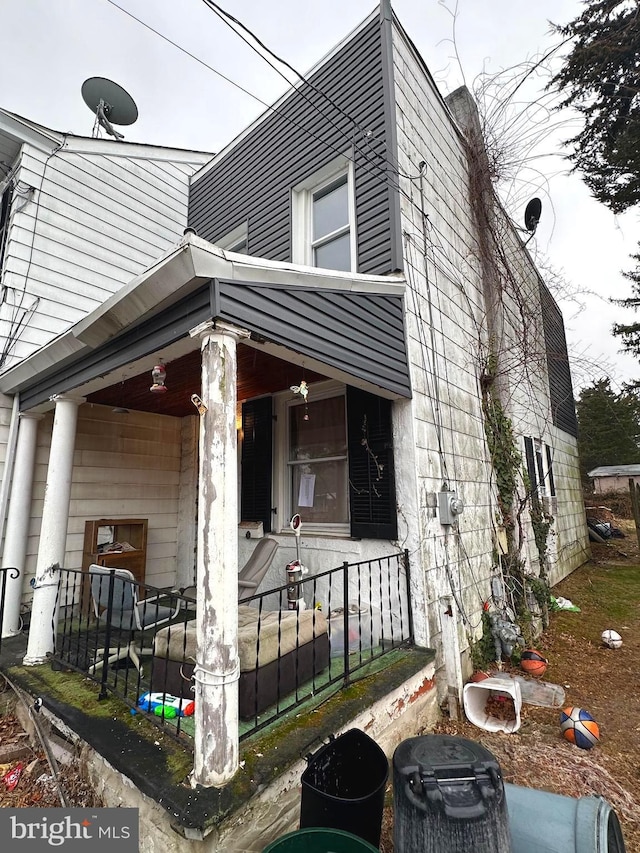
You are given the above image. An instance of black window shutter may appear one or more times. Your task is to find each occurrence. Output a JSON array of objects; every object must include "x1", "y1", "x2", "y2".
[
  {"x1": 347, "y1": 386, "x2": 397, "y2": 540},
  {"x1": 546, "y1": 445, "x2": 556, "y2": 496},
  {"x1": 241, "y1": 397, "x2": 273, "y2": 533},
  {"x1": 524, "y1": 437, "x2": 537, "y2": 495}
]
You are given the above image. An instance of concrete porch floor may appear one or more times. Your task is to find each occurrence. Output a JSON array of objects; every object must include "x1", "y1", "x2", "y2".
[{"x1": 0, "y1": 631, "x2": 438, "y2": 852}]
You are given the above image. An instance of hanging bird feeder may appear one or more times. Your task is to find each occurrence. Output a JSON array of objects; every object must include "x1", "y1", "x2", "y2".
[{"x1": 150, "y1": 360, "x2": 167, "y2": 393}]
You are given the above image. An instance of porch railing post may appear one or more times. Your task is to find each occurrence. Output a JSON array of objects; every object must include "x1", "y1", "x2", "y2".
[
  {"x1": 98, "y1": 570, "x2": 116, "y2": 700},
  {"x1": 404, "y1": 549, "x2": 414, "y2": 643},
  {"x1": 342, "y1": 561, "x2": 350, "y2": 688}
]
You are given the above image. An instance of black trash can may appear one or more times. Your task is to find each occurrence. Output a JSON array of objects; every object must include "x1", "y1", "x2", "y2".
[
  {"x1": 300, "y1": 728, "x2": 389, "y2": 849},
  {"x1": 393, "y1": 734, "x2": 512, "y2": 853}
]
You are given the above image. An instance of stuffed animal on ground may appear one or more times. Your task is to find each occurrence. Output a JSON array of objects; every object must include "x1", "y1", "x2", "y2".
[{"x1": 489, "y1": 612, "x2": 525, "y2": 661}]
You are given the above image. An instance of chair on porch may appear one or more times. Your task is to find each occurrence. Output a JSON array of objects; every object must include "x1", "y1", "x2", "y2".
[
  {"x1": 88, "y1": 565, "x2": 180, "y2": 676},
  {"x1": 180, "y1": 536, "x2": 279, "y2": 602},
  {"x1": 237, "y1": 536, "x2": 279, "y2": 599}
]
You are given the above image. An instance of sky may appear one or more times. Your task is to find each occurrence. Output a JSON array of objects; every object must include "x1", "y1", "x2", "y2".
[{"x1": 1, "y1": 0, "x2": 638, "y2": 391}]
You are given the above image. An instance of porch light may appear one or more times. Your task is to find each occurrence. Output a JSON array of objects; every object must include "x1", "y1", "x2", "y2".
[{"x1": 150, "y1": 360, "x2": 167, "y2": 393}]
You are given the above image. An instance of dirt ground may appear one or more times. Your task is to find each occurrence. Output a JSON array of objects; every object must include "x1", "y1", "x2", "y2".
[
  {"x1": 380, "y1": 511, "x2": 640, "y2": 852},
  {"x1": 0, "y1": 704, "x2": 101, "y2": 809}
]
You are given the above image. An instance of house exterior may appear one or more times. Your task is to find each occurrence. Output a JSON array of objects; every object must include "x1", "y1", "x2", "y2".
[
  {"x1": 588, "y1": 465, "x2": 640, "y2": 494},
  {"x1": 0, "y1": 0, "x2": 589, "y2": 831},
  {"x1": 0, "y1": 108, "x2": 212, "y2": 632}
]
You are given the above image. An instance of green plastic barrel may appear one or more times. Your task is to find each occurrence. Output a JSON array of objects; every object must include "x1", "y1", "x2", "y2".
[
  {"x1": 262, "y1": 827, "x2": 380, "y2": 853},
  {"x1": 505, "y1": 783, "x2": 626, "y2": 852}
]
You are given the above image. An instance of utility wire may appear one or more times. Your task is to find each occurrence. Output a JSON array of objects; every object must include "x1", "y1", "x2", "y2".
[
  {"x1": 200, "y1": 0, "x2": 413, "y2": 180},
  {"x1": 103, "y1": 0, "x2": 422, "y2": 200},
  {"x1": 103, "y1": 0, "x2": 416, "y2": 198}
]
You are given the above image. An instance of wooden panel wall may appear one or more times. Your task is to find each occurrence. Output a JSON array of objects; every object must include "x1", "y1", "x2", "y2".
[{"x1": 25, "y1": 404, "x2": 183, "y2": 591}]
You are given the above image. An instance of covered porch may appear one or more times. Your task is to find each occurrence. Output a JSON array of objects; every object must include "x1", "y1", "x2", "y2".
[{"x1": 0, "y1": 233, "x2": 434, "y2": 801}]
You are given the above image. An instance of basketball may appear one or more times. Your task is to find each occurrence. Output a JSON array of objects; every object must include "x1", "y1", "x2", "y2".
[
  {"x1": 520, "y1": 649, "x2": 547, "y2": 676},
  {"x1": 560, "y1": 707, "x2": 600, "y2": 749},
  {"x1": 601, "y1": 629, "x2": 622, "y2": 649}
]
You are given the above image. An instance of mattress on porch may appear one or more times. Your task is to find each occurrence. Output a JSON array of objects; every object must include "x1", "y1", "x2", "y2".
[{"x1": 153, "y1": 606, "x2": 328, "y2": 672}]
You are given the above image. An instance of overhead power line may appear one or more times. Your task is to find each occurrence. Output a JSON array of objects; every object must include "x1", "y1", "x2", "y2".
[{"x1": 103, "y1": 0, "x2": 419, "y2": 198}]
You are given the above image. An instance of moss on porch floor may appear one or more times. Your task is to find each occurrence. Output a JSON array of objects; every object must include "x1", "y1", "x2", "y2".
[{"x1": 0, "y1": 633, "x2": 434, "y2": 838}]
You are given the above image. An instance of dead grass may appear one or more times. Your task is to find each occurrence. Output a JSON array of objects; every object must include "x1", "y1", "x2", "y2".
[
  {"x1": 380, "y1": 523, "x2": 640, "y2": 853},
  {"x1": 2, "y1": 519, "x2": 640, "y2": 849}
]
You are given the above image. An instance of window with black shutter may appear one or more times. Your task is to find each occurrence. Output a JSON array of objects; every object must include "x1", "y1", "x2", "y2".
[
  {"x1": 545, "y1": 445, "x2": 556, "y2": 497},
  {"x1": 524, "y1": 436, "x2": 538, "y2": 496},
  {"x1": 347, "y1": 386, "x2": 397, "y2": 540},
  {"x1": 241, "y1": 396, "x2": 273, "y2": 533}
]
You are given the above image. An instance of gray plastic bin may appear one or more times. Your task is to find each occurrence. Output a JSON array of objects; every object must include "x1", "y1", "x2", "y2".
[{"x1": 505, "y1": 782, "x2": 626, "y2": 852}]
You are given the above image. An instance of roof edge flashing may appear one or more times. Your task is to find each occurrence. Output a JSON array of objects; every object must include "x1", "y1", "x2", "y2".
[{"x1": 73, "y1": 243, "x2": 199, "y2": 349}]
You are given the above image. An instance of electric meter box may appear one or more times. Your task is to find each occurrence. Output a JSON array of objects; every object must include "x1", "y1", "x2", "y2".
[{"x1": 438, "y1": 491, "x2": 464, "y2": 526}]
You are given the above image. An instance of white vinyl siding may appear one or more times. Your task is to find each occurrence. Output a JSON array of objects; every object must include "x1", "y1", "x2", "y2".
[{"x1": 0, "y1": 140, "x2": 209, "y2": 367}]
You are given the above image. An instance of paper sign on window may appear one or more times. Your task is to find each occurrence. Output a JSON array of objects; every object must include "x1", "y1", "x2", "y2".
[{"x1": 298, "y1": 474, "x2": 316, "y2": 507}]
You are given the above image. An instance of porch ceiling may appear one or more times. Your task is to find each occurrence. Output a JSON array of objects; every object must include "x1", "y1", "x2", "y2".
[{"x1": 85, "y1": 345, "x2": 328, "y2": 418}]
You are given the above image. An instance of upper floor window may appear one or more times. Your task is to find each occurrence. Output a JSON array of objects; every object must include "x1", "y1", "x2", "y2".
[
  {"x1": 292, "y1": 156, "x2": 356, "y2": 273},
  {"x1": 217, "y1": 222, "x2": 248, "y2": 254}
]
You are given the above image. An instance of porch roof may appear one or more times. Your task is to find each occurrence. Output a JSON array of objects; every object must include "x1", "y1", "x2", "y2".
[{"x1": 0, "y1": 233, "x2": 411, "y2": 408}]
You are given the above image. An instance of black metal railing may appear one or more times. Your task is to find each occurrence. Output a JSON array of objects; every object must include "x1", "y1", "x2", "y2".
[
  {"x1": 0, "y1": 567, "x2": 20, "y2": 652},
  {"x1": 49, "y1": 550, "x2": 412, "y2": 744},
  {"x1": 51, "y1": 567, "x2": 195, "y2": 743},
  {"x1": 236, "y1": 549, "x2": 413, "y2": 739}
]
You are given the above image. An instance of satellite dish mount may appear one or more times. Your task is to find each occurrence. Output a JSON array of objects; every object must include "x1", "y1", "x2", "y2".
[{"x1": 81, "y1": 77, "x2": 138, "y2": 141}]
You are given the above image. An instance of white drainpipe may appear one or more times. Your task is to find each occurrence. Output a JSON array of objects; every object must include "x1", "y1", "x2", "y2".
[{"x1": 0, "y1": 393, "x2": 20, "y2": 556}]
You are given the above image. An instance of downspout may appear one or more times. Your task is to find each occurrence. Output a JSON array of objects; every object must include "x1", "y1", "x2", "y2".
[{"x1": 0, "y1": 393, "x2": 20, "y2": 555}]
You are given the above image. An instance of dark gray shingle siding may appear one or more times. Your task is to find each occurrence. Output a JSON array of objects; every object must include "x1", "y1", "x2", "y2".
[
  {"x1": 189, "y1": 18, "x2": 396, "y2": 276},
  {"x1": 540, "y1": 282, "x2": 578, "y2": 437}
]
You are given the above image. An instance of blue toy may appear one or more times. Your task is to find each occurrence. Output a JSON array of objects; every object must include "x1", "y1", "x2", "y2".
[{"x1": 137, "y1": 691, "x2": 194, "y2": 718}]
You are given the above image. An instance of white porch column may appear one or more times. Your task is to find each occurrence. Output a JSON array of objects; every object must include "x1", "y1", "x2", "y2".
[
  {"x1": 190, "y1": 320, "x2": 249, "y2": 787},
  {"x1": 1, "y1": 413, "x2": 43, "y2": 637},
  {"x1": 24, "y1": 394, "x2": 83, "y2": 665}
]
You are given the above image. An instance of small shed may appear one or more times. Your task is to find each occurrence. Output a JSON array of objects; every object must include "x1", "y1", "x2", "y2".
[{"x1": 587, "y1": 465, "x2": 640, "y2": 494}]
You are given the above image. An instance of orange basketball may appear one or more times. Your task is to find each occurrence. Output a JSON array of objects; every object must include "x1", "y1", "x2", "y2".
[{"x1": 520, "y1": 649, "x2": 547, "y2": 677}]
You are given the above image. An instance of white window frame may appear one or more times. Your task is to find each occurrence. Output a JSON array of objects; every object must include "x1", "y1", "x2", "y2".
[
  {"x1": 534, "y1": 438, "x2": 547, "y2": 498},
  {"x1": 216, "y1": 221, "x2": 248, "y2": 253},
  {"x1": 531, "y1": 437, "x2": 558, "y2": 517},
  {"x1": 291, "y1": 155, "x2": 357, "y2": 272},
  {"x1": 273, "y1": 379, "x2": 350, "y2": 536}
]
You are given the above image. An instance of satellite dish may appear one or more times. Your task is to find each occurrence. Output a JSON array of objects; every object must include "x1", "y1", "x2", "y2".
[
  {"x1": 81, "y1": 77, "x2": 138, "y2": 140},
  {"x1": 524, "y1": 197, "x2": 542, "y2": 233}
]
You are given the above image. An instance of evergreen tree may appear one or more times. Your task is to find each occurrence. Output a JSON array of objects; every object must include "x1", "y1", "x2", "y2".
[
  {"x1": 576, "y1": 378, "x2": 640, "y2": 480},
  {"x1": 552, "y1": 3, "x2": 640, "y2": 366},
  {"x1": 612, "y1": 250, "x2": 640, "y2": 364},
  {"x1": 552, "y1": 1, "x2": 640, "y2": 214}
]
